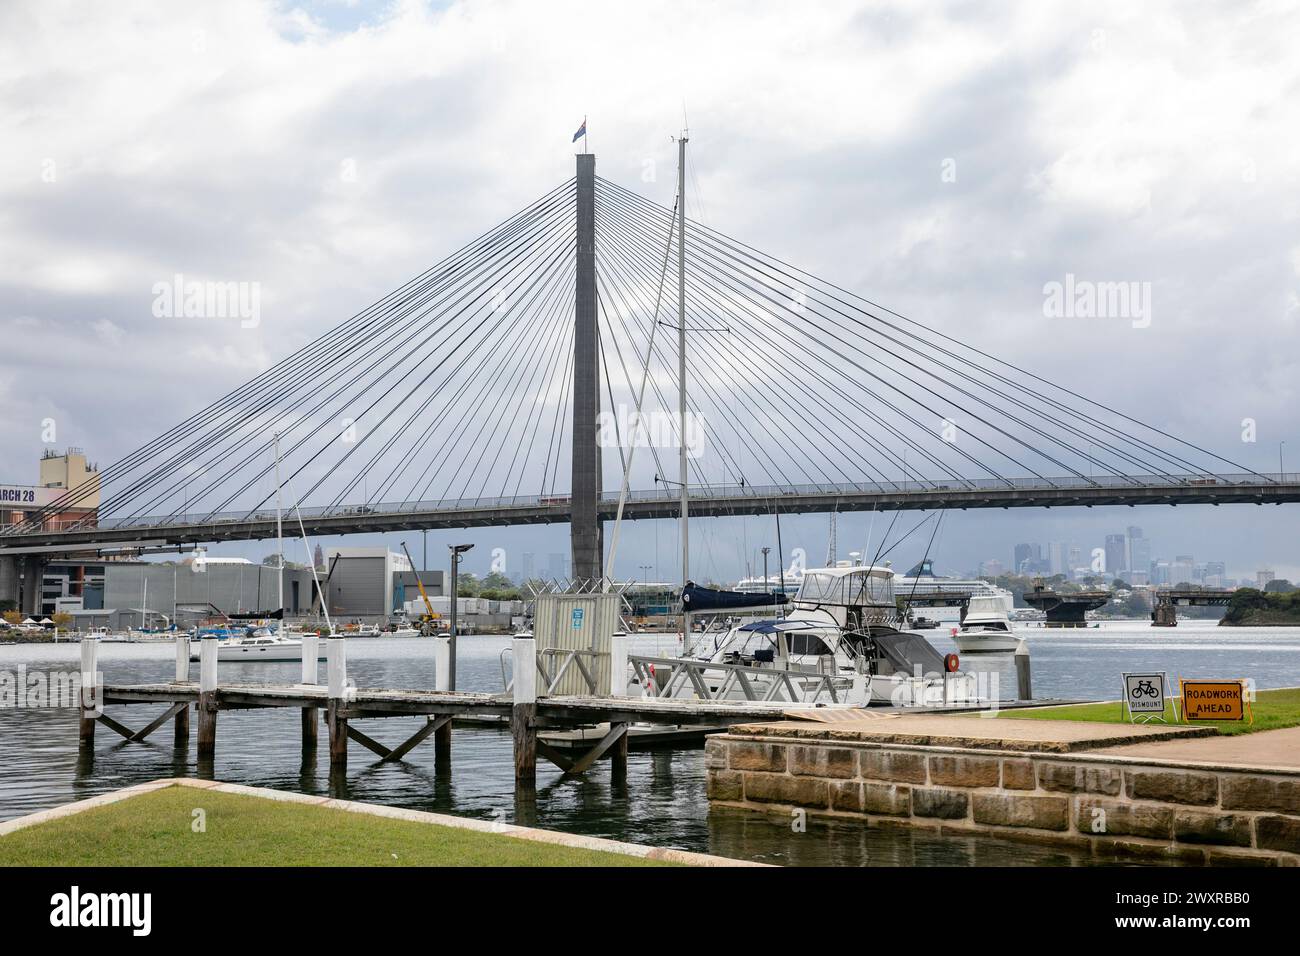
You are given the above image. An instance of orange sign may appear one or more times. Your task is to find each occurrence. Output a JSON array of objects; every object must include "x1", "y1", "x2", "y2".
[{"x1": 1181, "y1": 680, "x2": 1247, "y2": 721}]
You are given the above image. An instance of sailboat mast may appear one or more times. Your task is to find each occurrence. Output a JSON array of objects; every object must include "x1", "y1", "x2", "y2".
[
  {"x1": 274, "y1": 431, "x2": 284, "y2": 616},
  {"x1": 677, "y1": 133, "x2": 690, "y2": 643}
]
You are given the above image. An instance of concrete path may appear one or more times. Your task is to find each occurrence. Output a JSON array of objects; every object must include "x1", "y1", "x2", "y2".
[
  {"x1": 1088, "y1": 725, "x2": 1300, "y2": 770},
  {"x1": 736, "y1": 713, "x2": 1212, "y2": 752}
]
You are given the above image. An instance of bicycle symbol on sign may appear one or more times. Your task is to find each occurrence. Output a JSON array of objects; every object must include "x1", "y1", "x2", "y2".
[{"x1": 1130, "y1": 679, "x2": 1160, "y2": 699}]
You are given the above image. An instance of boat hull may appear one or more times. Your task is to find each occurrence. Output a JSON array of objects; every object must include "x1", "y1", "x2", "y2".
[
  {"x1": 189, "y1": 641, "x2": 329, "y2": 663},
  {"x1": 952, "y1": 631, "x2": 1021, "y2": 653}
]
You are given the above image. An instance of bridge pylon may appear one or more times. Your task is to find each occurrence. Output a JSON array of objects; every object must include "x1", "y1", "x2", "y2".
[{"x1": 570, "y1": 152, "x2": 602, "y2": 585}]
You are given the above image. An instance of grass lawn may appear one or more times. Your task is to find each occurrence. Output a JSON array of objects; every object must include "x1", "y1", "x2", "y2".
[
  {"x1": 0, "y1": 786, "x2": 669, "y2": 867},
  {"x1": 1000, "y1": 687, "x2": 1300, "y2": 736}
]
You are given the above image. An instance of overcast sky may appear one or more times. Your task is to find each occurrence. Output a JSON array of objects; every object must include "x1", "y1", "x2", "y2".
[{"x1": 2, "y1": 0, "x2": 1298, "y2": 581}]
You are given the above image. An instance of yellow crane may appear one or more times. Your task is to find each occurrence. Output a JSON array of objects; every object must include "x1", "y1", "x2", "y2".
[{"x1": 400, "y1": 542, "x2": 440, "y2": 636}]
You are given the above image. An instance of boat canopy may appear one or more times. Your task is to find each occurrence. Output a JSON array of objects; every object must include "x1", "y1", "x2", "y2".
[
  {"x1": 681, "y1": 582, "x2": 788, "y2": 612},
  {"x1": 870, "y1": 630, "x2": 947, "y2": 675},
  {"x1": 795, "y1": 566, "x2": 895, "y2": 607}
]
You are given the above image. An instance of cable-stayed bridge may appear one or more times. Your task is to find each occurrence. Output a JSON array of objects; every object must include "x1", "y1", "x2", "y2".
[{"x1": 2, "y1": 153, "x2": 1293, "y2": 587}]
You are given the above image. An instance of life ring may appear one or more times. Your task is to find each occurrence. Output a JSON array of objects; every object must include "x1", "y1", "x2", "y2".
[{"x1": 944, "y1": 653, "x2": 960, "y2": 673}]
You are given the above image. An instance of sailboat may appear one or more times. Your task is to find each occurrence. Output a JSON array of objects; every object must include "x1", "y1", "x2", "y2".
[
  {"x1": 604, "y1": 136, "x2": 975, "y2": 707},
  {"x1": 188, "y1": 433, "x2": 329, "y2": 664}
]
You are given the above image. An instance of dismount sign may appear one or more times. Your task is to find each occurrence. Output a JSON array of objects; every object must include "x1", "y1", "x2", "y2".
[
  {"x1": 1181, "y1": 680, "x2": 1247, "y2": 721},
  {"x1": 1121, "y1": 673, "x2": 1175, "y2": 723}
]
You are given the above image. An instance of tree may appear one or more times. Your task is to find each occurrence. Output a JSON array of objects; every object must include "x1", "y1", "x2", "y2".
[
  {"x1": 1263, "y1": 579, "x2": 1294, "y2": 593},
  {"x1": 480, "y1": 571, "x2": 514, "y2": 592}
]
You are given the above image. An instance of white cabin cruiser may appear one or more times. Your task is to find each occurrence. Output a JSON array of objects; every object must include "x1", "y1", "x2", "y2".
[
  {"x1": 950, "y1": 595, "x2": 1020, "y2": 653},
  {"x1": 685, "y1": 564, "x2": 978, "y2": 706},
  {"x1": 189, "y1": 631, "x2": 328, "y2": 663}
]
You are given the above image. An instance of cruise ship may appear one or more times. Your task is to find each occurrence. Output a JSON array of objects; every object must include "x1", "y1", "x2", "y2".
[
  {"x1": 894, "y1": 559, "x2": 1015, "y2": 621},
  {"x1": 732, "y1": 564, "x2": 804, "y2": 600}
]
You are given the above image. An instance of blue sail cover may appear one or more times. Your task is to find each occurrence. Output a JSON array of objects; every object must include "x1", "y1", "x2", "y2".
[{"x1": 680, "y1": 582, "x2": 789, "y2": 612}]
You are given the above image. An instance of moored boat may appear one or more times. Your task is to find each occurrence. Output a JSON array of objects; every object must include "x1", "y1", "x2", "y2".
[{"x1": 950, "y1": 595, "x2": 1021, "y2": 653}]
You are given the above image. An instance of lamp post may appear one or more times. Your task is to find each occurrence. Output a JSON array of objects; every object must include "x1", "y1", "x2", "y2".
[
  {"x1": 447, "y1": 544, "x2": 474, "y2": 691},
  {"x1": 1281, "y1": 441, "x2": 1286, "y2": 479}
]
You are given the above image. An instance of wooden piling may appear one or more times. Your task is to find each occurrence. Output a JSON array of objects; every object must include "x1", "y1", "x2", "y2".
[
  {"x1": 302, "y1": 707, "x2": 319, "y2": 748},
  {"x1": 301, "y1": 634, "x2": 319, "y2": 749},
  {"x1": 78, "y1": 638, "x2": 97, "y2": 747},
  {"x1": 174, "y1": 637, "x2": 191, "y2": 746},
  {"x1": 512, "y1": 637, "x2": 537, "y2": 788},
  {"x1": 197, "y1": 638, "x2": 218, "y2": 758},
  {"x1": 434, "y1": 637, "x2": 451, "y2": 763},
  {"x1": 327, "y1": 699, "x2": 346, "y2": 768},
  {"x1": 610, "y1": 722, "x2": 629, "y2": 777},
  {"x1": 326, "y1": 639, "x2": 347, "y2": 770},
  {"x1": 1015, "y1": 639, "x2": 1032, "y2": 700},
  {"x1": 174, "y1": 704, "x2": 191, "y2": 746}
]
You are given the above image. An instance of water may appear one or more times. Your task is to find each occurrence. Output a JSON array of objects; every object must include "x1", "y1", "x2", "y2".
[{"x1": 2, "y1": 622, "x2": 1297, "y2": 866}]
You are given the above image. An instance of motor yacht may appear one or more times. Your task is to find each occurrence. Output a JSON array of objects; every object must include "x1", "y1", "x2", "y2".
[
  {"x1": 681, "y1": 563, "x2": 978, "y2": 706},
  {"x1": 949, "y1": 595, "x2": 1020, "y2": 653}
]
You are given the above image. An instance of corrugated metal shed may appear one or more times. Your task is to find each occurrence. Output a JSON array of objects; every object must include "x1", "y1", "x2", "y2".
[{"x1": 533, "y1": 592, "x2": 621, "y2": 695}]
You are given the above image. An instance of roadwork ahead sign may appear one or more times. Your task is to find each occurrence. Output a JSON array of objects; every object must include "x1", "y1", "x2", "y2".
[{"x1": 1181, "y1": 680, "x2": 1248, "y2": 721}]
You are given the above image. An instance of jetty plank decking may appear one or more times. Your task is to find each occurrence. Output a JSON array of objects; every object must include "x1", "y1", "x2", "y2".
[{"x1": 77, "y1": 634, "x2": 823, "y2": 789}]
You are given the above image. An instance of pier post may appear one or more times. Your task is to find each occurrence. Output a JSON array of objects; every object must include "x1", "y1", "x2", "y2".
[
  {"x1": 611, "y1": 727, "x2": 629, "y2": 779},
  {"x1": 511, "y1": 637, "x2": 537, "y2": 789},
  {"x1": 197, "y1": 638, "x2": 218, "y2": 758},
  {"x1": 434, "y1": 636, "x2": 451, "y2": 763},
  {"x1": 301, "y1": 634, "x2": 319, "y2": 749},
  {"x1": 609, "y1": 632, "x2": 628, "y2": 697},
  {"x1": 1015, "y1": 639, "x2": 1032, "y2": 701},
  {"x1": 174, "y1": 636, "x2": 190, "y2": 745},
  {"x1": 326, "y1": 638, "x2": 347, "y2": 770},
  {"x1": 78, "y1": 637, "x2": 98, "y2": 746}
]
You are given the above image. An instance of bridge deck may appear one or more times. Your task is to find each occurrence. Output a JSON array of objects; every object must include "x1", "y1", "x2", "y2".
[{"x1": 4, "y1": 473, "x2": 1298, "y2": 554}]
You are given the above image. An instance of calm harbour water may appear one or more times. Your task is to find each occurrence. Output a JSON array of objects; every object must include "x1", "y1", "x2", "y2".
[{"x1": 2, "y1": 622, "x2": 1297, "y2": 866}]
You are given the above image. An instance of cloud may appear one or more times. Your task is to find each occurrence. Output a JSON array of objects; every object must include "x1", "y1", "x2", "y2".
[{"x1": 2, "y1": 0, "x2": 1298, "y2": 578}]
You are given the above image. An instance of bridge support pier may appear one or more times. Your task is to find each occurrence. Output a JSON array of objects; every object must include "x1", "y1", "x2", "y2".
[
  {"x1": 20, "y1": 554, "x2": 43, "y2": 616},
  {"x1": 0, "y1": 555, "x2": 18, "y2": 609},
  {"x1": 1152, "y1": 602, "x2": 1178, "y2": 627}
]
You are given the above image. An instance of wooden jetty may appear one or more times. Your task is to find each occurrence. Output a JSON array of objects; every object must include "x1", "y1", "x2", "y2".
[{"x1": 76, "y1": 636, "x2": 817, "y2": 788}]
